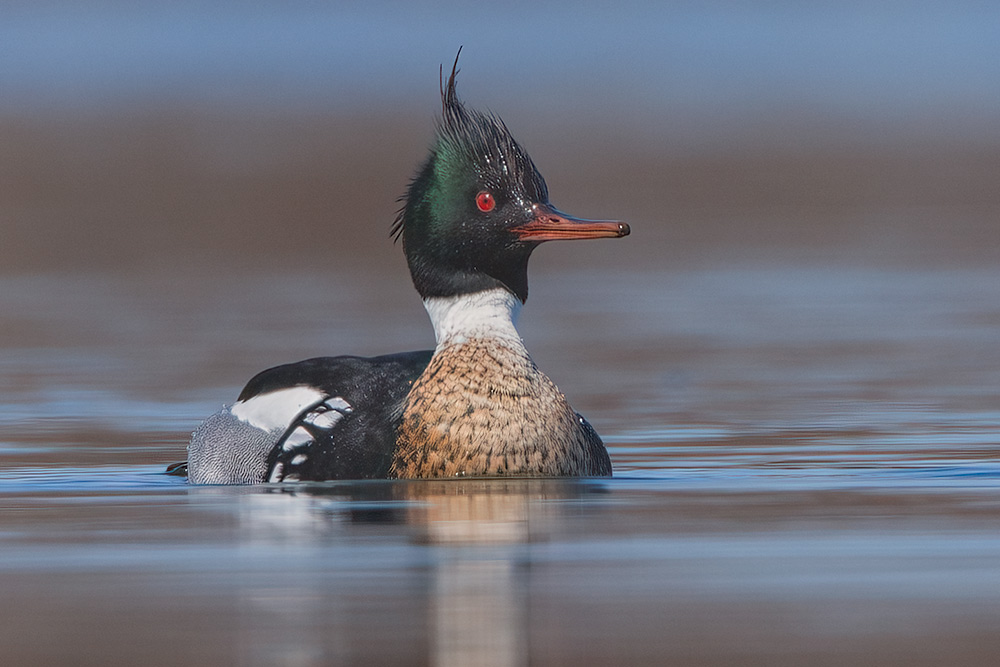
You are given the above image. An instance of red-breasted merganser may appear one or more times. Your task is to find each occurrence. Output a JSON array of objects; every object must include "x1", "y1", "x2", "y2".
[{"x1": 183, "y1": 55, "x2": 629, "y2": 484}]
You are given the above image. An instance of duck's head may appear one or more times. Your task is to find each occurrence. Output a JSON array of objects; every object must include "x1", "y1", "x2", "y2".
[{"x1": 392, "y1": 54, "x2": 629, "y2": 304}]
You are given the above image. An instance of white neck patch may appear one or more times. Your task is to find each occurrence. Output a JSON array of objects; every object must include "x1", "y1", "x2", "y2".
[{"x1": 423, "y1": 288, "x2": 524, "y2": 348}]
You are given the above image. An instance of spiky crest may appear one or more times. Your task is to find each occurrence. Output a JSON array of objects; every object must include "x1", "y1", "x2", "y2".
[{"x1": 391, "y1": 49, "x2": 546, "y2": 242}]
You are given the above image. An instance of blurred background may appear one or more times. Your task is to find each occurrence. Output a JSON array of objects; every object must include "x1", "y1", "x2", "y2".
[
  {"x1": 4, "y1": 4, "x2": 1000, "y2": 665},
  {"x1": 3, "y1": 0, "x2": 1000, "y2": 457},
  {"x1": 3, "y1": 0, "x2": 999, "y2": 276}
]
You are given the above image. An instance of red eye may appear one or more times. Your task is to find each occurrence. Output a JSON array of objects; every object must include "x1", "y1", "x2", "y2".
[{"x1": 475, "y1": 191, "x2": 495, "y2": 212}]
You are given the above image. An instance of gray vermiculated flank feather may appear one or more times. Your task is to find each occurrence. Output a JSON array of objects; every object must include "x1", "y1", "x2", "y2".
[{"x1": 187, "y1": 408, "x2": 279, "y2": 484}]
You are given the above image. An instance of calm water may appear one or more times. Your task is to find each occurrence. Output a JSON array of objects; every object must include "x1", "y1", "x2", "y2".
[
  {"x1": 4, "y1": 1, "x2": 1000, "y2": 144},
  {"x1": 3, "y1": 4, "x2": 1000, "y2": 663},
  {"x1": 2, "y1": 263, "x2": 999, "y2": 665}
]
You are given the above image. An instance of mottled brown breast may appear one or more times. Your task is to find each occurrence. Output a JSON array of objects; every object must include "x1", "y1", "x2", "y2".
[{"x1": 390, "y1": 338, "x2": 612, "y2": 478}]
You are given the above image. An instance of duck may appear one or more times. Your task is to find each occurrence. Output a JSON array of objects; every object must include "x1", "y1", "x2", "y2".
[{"x1": 182, "y1": 54, "x2": 629, "y2": 484}]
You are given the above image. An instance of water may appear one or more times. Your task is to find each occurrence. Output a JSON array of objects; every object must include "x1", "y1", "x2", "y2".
[
  {"x1": 3, "y1": 1, "x2": 1000, "y2": 139},
  {"x1": 3, "y1": 3, "x2": 1000, "y2": 663},
  {"x1": 3, "y1": 261, "x2": 999, "y2": 665}
]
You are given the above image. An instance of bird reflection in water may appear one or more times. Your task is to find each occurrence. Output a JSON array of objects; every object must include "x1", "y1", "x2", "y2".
[
  {"x1": 407, "y1": 480, "x2": 568, "y2": 667},
  {"x1": 217, "y1": 479, "x2": 597, "y2": 667}
]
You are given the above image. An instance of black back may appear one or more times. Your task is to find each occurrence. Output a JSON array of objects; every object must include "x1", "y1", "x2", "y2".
[{"x1": 240, "y1": 351, "x2": 432, "y2": 480}]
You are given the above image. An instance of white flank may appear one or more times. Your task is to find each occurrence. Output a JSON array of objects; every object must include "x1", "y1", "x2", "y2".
[
  {"x1": 305, "y1": 408, "x2": 348, "y2": 430},
  {"x1": 230, "y1": 386, "x2": 324, "y2": 432},
  {"x1": 281, "y1": 426, "x2": 314, "y2": 451},
  {"x1": 324, "y1": 396, "x2": 352, "y2": 411},
  {"x1": 267, "y1": 463, "x2": 285, "y2": 483},
  {"x1": 423, "y1": 288, "x2": 524, "y2": 348}
]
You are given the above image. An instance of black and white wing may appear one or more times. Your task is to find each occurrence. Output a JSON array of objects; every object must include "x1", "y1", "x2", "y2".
[
  {"x1": 265, "y1": 397, "x2": 354, "y2": 482},
  {"x1": 250, "y1": 351, "x2": 432, "y2": 482}
]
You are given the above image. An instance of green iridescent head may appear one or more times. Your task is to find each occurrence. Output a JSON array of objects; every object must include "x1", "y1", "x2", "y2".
[{"x1": 392, "y1": 51, "x2": 628, "y2": 303}]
